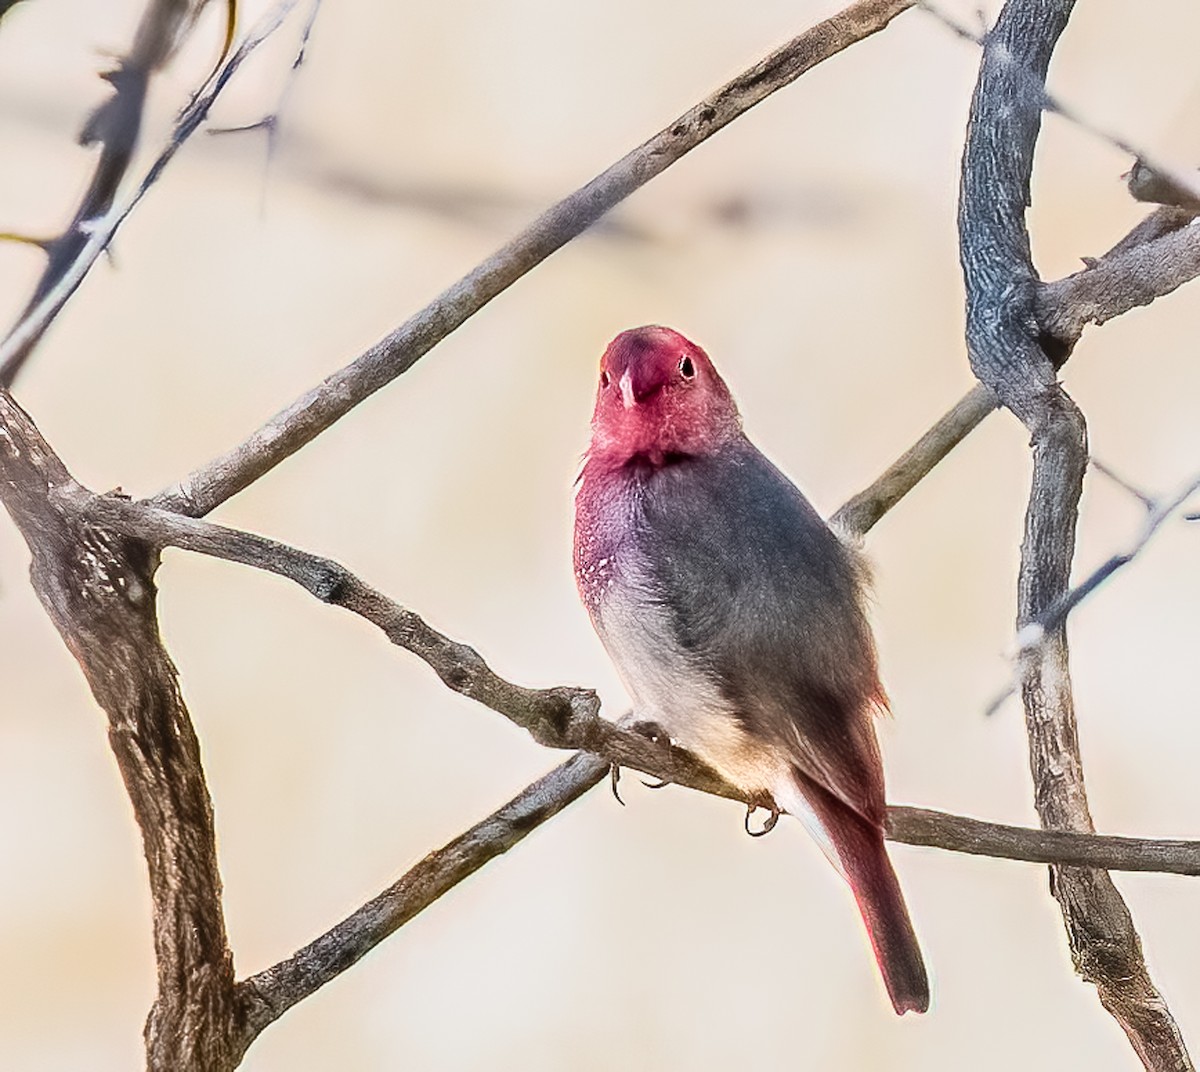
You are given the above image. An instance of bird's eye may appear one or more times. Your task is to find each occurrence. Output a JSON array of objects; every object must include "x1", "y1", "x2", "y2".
[
  {"x1": 600, "y1": 370, "x2": 610, "y2": 387},
  {"x1": 679, "y1": 356, "x2": 695, "y2": 379}
]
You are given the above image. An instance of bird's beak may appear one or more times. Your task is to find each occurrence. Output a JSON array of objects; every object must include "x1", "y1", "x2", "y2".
[{"x1": 618, "y1": 368, "x2": 636, "y2": 409}]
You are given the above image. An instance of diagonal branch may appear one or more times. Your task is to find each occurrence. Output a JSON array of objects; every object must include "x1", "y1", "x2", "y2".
[
  {"x1": 233, "y1": 752, "x2": 609, "y2": 1042},
  {"x1": 82, "y1": 489, "x2": 751, "y2": 804},
  {"x1": 0, "y1": 0, "x2": 300, "y2": 385},
  {"x1": 959, "y1": 2, "x2": 1191, "y2": 1068},
  {"x1": 149, "y1": 0, "x2": 919, "y2": 518},
  {"x1": 0, "y1": 0, "x2": 218, "y2": 385},
  {"x1": 226, "y1": 766, "x2": 1200, "y2": 1038},
  {"x1": 1016, "y1": 470, "x2": 1200, "y2": 652}
]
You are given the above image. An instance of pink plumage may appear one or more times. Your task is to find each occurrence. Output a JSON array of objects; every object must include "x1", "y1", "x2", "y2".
[{"x1": 574, "y1": 326, "x2": 929, "y2": 1015}]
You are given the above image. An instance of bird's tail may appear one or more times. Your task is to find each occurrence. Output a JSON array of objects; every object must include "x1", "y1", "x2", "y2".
[{"x1": 775, "y1": 773, "x2": 929, "y2": 1015}]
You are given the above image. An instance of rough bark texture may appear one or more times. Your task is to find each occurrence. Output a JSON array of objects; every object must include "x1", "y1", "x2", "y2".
[
  {"x1": 0, "y1": 391, "x2": 241, "y2": 1071},
  {"x1": 958, "y1": 3, "x2": 1192, "y2": 1068}
]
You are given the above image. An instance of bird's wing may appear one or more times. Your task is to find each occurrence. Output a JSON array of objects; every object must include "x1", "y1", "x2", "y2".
[{"x1": 636, "y1": 437, "x2": 888, "y2": 824}]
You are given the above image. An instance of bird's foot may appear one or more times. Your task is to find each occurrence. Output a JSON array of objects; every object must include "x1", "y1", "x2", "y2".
[{"x1": 744, "y1": 803, "x2": 781, "y2": 838}]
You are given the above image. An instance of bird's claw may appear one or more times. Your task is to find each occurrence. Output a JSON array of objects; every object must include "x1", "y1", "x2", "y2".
[
  {"x1": 640, "y1": 778, "x2": 670, "y2": 790},
  {"x1": 744, "y1": 803, "x2": 780, "y2": 838},
  {"x1": 610, "y1": 763, "x2": 626, "y2": 806}
]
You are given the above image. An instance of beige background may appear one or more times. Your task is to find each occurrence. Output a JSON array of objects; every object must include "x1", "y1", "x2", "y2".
[{"x1": 1, "y1": 1, "x2": 1199, "y2": 1069}]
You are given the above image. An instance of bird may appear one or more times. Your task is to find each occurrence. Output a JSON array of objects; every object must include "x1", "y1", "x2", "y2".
[{"x1": 573, "y1": 325, "x2": 929, "y2": 1015}]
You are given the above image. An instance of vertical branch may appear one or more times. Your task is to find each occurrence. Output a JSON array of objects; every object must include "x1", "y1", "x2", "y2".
[
  {"x1": 0, "y1": 391, "x2": 241, "y2": 1072},
  {"x1": 959, "y1": 3, "x2": 1192, "y2": 1069}
]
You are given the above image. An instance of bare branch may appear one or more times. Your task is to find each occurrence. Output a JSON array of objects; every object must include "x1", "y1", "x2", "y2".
[
  {"x1": 82, "y1": 491, "x2": 1200, "y2": 866},
  {"x1": 887, "y1": 808, "x2": 1200, "y2": 876},
  {"x1": 832, "y1": 383, "x2": 997, "y2": 535},
  {"x1": 922, "y1": 1, "x2": 1200, "y2": 209},
  {"x1": 234, "y1": 752, "x2": 609, "y2": 1039},
  {"x1": 0, "y1": 0, "x2": 302, "y2": 385},
  {"x1": 228, "y1": 778, "x2": 1200, "y2": 1039},
  {"x1": 77, "y1": 481, "x2": 1200, "y2": 1027},
  {"x1": 959, "y1": 2, "x2": 1191, "y2": 1067},
  {"x1": 1016, "y1": 471, "x2": 1200, "y2": 652},
  {"x1": 149, "y1": 0, "x2": 919, "y2": 518},
  {"x1": 209, "y1": 0, "x2": 324, "y2": 203},
  {"x1": 0, "y1": 0, "x2": 235, "y2": 385},
  {"x1": 1037, "y1": 220, "x2": 1200, "y2": 348},
  {"x1": 0, "y1": 390, "x2": 237, "y2": 1071},
  {"x1": 82, "y1": 490, "x2": 753, "y2": 806}
]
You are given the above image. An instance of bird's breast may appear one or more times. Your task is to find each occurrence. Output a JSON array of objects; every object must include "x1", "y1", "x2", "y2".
[{"x1": 574, "y1": 462, "x2": 781, "y2": 797}]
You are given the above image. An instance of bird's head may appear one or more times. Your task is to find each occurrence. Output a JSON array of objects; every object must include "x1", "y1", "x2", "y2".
[{"x1": 587, "y1": 326, "x2": 741, "y2": 465}]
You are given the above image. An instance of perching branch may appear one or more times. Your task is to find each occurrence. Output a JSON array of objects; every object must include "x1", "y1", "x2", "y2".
[
  {"x1": 887, "y1": 808, "x2": 1200, "y2": 876},
  {"x1": 83, "y1": 487, "x2": 1200, "y2": 866},
  {"x1": 74, "y1": 478, "x2": 1200, "y2": 1017},
  {"x1": 959, "y1": 3, "x2": 1191, "y2": 1069},
  {"x1": 82, "y1": 489, "x2": 751, "y2": 806}
]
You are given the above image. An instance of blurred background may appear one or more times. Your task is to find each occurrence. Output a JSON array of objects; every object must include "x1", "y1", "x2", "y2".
[{"x1": 1, "y1": 1, "x2": 1198, "y2": 1068}]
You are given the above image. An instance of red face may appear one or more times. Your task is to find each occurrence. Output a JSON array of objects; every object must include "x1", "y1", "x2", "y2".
[{"x1": 589, "y1": 326, "x2": 740, "y2": 464}]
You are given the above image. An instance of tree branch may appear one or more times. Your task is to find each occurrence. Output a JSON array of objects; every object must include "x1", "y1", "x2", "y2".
[
  {"x1": 149, "y1": 0, "x2": 919, "y2": 518},
  {"x1": 887, "y1": 808, "x2": 1200, "y2": 876},
  {"x1": 0, "y1": 0, "x2": 300, "y2": 384},
  {"x1": 82, "y1": 489, "x2": 754, "y2": 806},
  {"x1": 959, "y1": 2, "x2": 1191, "y2": 1068},
  {"x1": 82, "y1": 492, "x2": 1200, "y2": 865},
  {"x1": 222, "y1": 777, "x2": 1200, "y2": 1040},
  {"x1": 0, "y1": 0, "x2": 204, "y2": 385},
  {"x1": 832, "y1": 382, "x2": 997, "y2": 534},
  {"x1": 234, "y1": 752, "x2": 609, "y2": 1041},
  {"x1": 82, "y1": 459, "x2": 1200, "y2": 1027},
  {"x1": 0, "y1": 390, "x2": 238, "y2": 1071},
  {"x1": 1037, "y1": 219, "x2": 1200, "y2": 349}
]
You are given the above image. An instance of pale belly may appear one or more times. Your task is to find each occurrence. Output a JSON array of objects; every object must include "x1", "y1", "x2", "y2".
[{"x1": 593, "y1": 572, "x2": 791, "y2": 801}]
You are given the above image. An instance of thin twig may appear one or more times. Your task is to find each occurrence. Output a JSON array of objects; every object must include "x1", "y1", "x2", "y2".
[
  {"x1": 1090, "y1": 458, "x2": 1157, "y2": 511},
  {"x1": 1016, "y1": 470, "x2": 1200, "y2": 652},
  {"x1": 0, "y1": 0, "x2": 208, "y2": 385},
  {"x1": 209, "y1": 0, "x2": 324, "y2": 210},
  {"x1": 0, "y1": 0, "x2": 303, "y2": 382}
]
